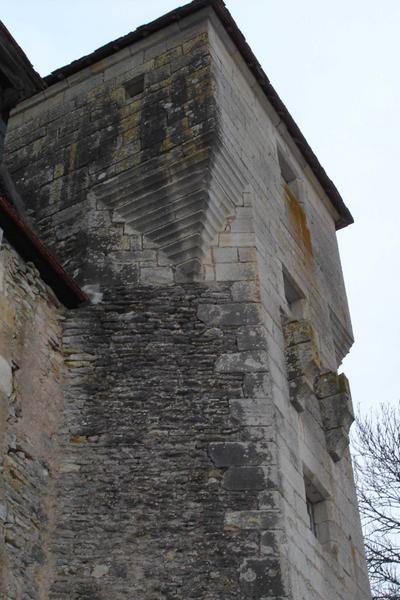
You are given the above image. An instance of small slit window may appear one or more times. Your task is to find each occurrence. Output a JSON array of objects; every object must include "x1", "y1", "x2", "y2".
[
  {"x1": 303, "y1": 471, "x2": 330, "y2": 544},
  {"x1": 282, "y1": 266, "x2": 306, "y2": 319},
  {"x1": 278, "y1": 148, "x2": 300, "y2": 195},
  {"x1": 306, "y1": 495, "x2": 318, "y2": 537},
  {"x1": 123, "y1": 74, "x2": 145, "y2": 98},
  {"x1": 278, "y1": 149, "x2": 296, "y2": 185}
]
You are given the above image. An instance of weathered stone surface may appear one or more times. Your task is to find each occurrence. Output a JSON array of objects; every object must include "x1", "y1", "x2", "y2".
[
  {"x1": 219, "y1": 233, "x2": 256, "y2": 247},
  {"x1": 208, "y1": 441, "x2": 264, "y2": 467},
  {"x1": 237, "y1": 326, "x2": 267, "y2": 351},
  {"x1": 319, "y1": 392, "x2": 354, "y2": 431},
  {"x1": 0, "y1": 243, "x2": 64, "y2": 600},
  {"x1": 50, "y1": 283, "x2": 270, "y2": 599},
  {"x1": 2, "y1": 8, "x2": 370, "y2": 600},
  {"x1": 230, "y1": 399, "x2": 273, "y2": 427},
  {"x1": 215, "y1": 261, "x2": 257, "y2": 281},
  {"x1": 222, "y1": 466, "x2": 266, "y2": 491},
  {"x1": 140, "y1": 265, "x2": 174, "y2": 284},
  {"x1": 288, "y1": 375, "x2": 314, "y2": 413},
  {"x1": 216, "y1": 350, "x2": 268, "y2": 373},
  {"x1": 240, "y1": 557, "x2": 285, "y2": 598},
  {"x1": 325, "y1": 428, "x2": 351, "y2": 463},
  {"x1": 243, "y1": 373, "x2": 270, "y2": 398},
  {"x1": 285, "y1": 340, "x2": 320, "y2": 381},
  {"x1": 315, "y1": 371, "x2": 351, "y2": 399},
  {"x1": 197, "y1": 302, "x2": 260, "y2": 327},
  {"x1": 283, "y1": 319, "x2": 314, "y2": 347},
  {"x1": 231, "y1": 281, "x2": 260, "y2": 302},
  {"x1": 313, "y1": 372, "x2": 354, "y2": 461},
  {"x1": 224, "y1": 510, "x2": 280, "y2": 531}
]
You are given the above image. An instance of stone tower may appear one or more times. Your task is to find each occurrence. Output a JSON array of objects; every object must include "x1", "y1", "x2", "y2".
[{"x1": 1, "y1": 1, "x2": 371, "y2": 598}]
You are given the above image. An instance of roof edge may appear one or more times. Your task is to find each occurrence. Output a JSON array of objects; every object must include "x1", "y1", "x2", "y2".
[
  {"x1": 42, "y1": 0, "x2": 352, "y2": 229},
  {"x1": 0, "y1": 193, "x2": 87, "y2": 308},
  {"x1": 0, "y1": 21, "x2": 45, "y2": 97}
]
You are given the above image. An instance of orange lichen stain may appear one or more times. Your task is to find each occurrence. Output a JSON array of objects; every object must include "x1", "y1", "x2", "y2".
[{"x1": 284, "y1": 184, "x2": 314, "y2": 259}]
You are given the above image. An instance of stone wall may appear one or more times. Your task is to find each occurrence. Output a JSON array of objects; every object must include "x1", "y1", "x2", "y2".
[
  {"x1": 50, "y1": 281, "x2": 284, "y2": 599},
  {"x1": 4, "y1": 13, "x2": 226, "y2": 290},
  {"x1": 0, "y1": 241, "x2": 64, "y2": 599},
  {"x1": 3, "y1": 6, "x2": 371, "y2": 600},
  {"x1": 207, "y1": 15, "x2": 370, "y2": 600}
]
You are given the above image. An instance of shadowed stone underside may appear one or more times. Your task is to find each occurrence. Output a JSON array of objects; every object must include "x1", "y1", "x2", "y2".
[{"x1": 91, "y1": 131, "x2": 243, "y2": 278}]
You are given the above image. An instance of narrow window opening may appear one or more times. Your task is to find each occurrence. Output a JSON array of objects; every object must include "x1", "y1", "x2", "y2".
[
  {"x1": 306, "y1": 496, "x2": 318, "y2": 537},
  {"x1": 282, "y1": 266, "x2": 306, "y2": 319},
  {"x1": 278, "y1": 149, "x2": 313, "y2": 257},
  {"x1": 123, "y1": 74, "x2": 145, "y2": 98},
  {"x1": 278, "y1": 148, "x2": 300, "y2": 198},
  {"x1": 278, "y1": 149, "x2": 296, "y2": 184},
  {"x1": 303, "y1": 472, "x2": 329, "y2": 543}
]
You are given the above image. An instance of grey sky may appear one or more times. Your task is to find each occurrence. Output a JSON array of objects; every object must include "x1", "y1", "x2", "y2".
[{"x1": 2, "y1": 0, "x2": 399, "y2": 413}]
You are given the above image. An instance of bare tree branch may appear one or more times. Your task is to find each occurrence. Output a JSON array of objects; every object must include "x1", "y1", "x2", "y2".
[{"x1": 354, "y1": 402, "x2": 400, "y2": 600}]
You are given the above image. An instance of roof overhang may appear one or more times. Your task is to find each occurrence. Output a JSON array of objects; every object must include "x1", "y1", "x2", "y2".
[
  {"x1": 0, "y1": 21, "x2": 45, "y2": 116},
  {"x1": 0, "y1": 193, "x2": 87, "y2": 308}
]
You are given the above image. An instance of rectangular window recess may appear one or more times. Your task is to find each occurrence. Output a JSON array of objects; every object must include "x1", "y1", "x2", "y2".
[
  {"x1": 282, "y1": 267, "x2": 304, "y2": 306},
  {"x1": 303, "y1": 470, "x2": 330, "y2": 542},
  {"x1": 277, "y1": 147, "x2": 302, "y2": 201},
  {"x1": 282, "y1": 266, "x2": 307, "y2": 320},
  {"x1": 306, "y1": 496, "x2": 318, "y2": 537},
  {"x1": 123, "y1": 74, "x2": 145, "y2": 98},
  {"x1": 278, "y1": 148, "x2": 297, "y2": 184}
]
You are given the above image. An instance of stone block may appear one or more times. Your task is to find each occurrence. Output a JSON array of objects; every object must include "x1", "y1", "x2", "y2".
[
  {"x1": 319, "y1": 392, "x2": 354, "y2": 432},
  {"x1": 215, "y1": 351, "x2": 268, "y2": 373},
  {"x1": 283, "y1": 319, "x2": 315, "y2": 347},
  {"x1": 208, "y1": 441, "x2": 263, "y2": 467},
  {"x1": 243, "y1": 373, "x2": 270, "y2": 398},
  {"x1": 229, "y1": 207, "x2": 254, "y2": 232},
  {"x1": 315, "y1": 371, "x2": 351, "y2": 399},
  {"x1": 219, "y1": 232, "x2": 256, "y2": 247},
  {"x1": 140, "y1": 266, "x2": 174, "y2": 284},
  {"x1": 288, "y1": 375, "x2": 314, "y2": 413},
  {"x1": 212, "y1": 247, "x2": 238, "y2": 263},
  {"x1": 240, "y1": 557, "x2": 285, "y2": 598},
  {"x1": 230, "y1": 398, "x2": 273, "y2": 426},
  {"x1": 314, "y1": 371, "x2": 354, "y2": 462},
  {"x1": 145, "y1": 64, "x2": 171, "y2": 86},
  {"x1": 238, "y1": 247, "x2": 257, "y2": 262},
  {"x1": 204, "y1": 265, "x2": 215, "y2": 281},
  {"x1": 231, "y1": 281, "x2": 260, "y2": 302},
  {"x1": 224, "y1": 510, "x2": 280, "y2": 531},
  {"x1": 325, "y1": 428, "x2": 350, "y2": 463},
  {"x1": 223, "y1": 466, "x2": 266, "y2": 490},
  {"x1": 215, "y1": 262, "x2": 257, "y2": 281},
  {"x1": 197, "y1": 303, "x2": 260, "y2": 326},
  {"x1": 285, "y1": 340, "x2": 320, "y2": 381},
  {"x1": 103, "y1": 50, "x2": 143, "y2": 81},
  {"x1": 237, "y1": 326, "x2": 267, "y2": 351}
]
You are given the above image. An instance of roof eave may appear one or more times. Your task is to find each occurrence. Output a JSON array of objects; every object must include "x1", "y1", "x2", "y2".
[{"x1": 0, "y1": 194, "x2": 87, "y2": 309}]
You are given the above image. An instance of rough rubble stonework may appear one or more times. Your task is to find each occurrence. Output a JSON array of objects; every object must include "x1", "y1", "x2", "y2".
[
  {"x1": 1, "y1": 4, "x2": 372, "y2": 600},
  {"x1": 0, "y1": 243, "x2": 65, "y2": 599}
]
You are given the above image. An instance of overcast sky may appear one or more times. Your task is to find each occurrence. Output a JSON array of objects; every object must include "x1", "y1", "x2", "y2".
[{"x1": 2, "y1": 0, "x2": 399, "y2": 414}]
